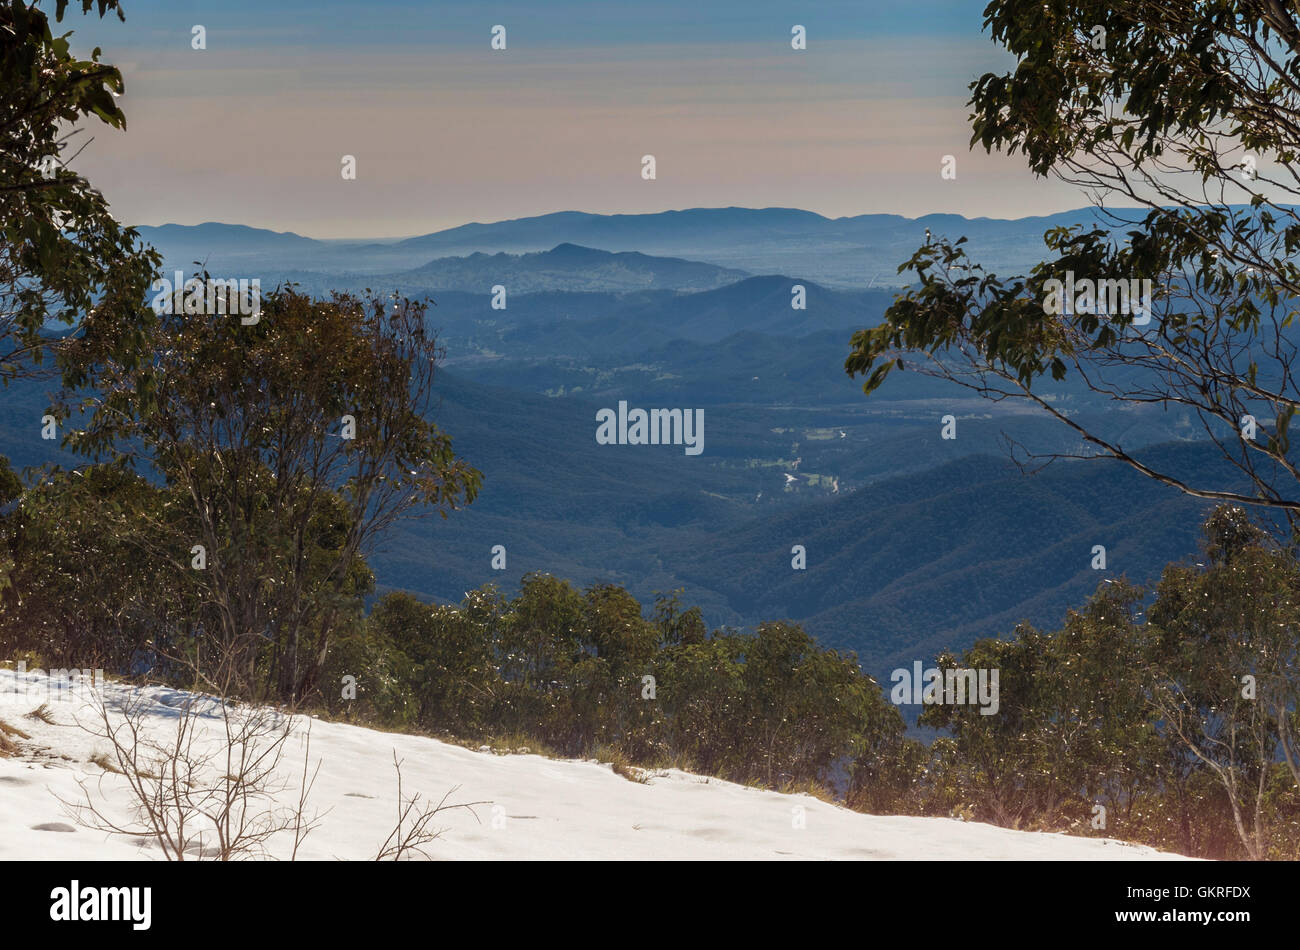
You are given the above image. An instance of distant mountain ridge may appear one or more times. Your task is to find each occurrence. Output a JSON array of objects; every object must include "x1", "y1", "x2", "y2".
[
  {"x1": 134, "y1": 205, "x2": 1154, "y2": 288},
  {"x1": 390, "y1": 243, "x2": 749, "y2": 293}
]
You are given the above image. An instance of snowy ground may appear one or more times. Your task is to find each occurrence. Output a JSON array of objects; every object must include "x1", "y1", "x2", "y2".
[{"x1": 0, "y1": 668, "x2": 1193, "y2": 861}]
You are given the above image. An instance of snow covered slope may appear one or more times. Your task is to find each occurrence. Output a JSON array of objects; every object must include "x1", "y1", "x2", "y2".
[{"x1": 0, "y1": 669, "x2": 1191, "y2": 861}]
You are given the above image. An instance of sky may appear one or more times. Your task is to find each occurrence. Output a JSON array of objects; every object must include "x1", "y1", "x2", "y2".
[{"x1": 63, "y1": 0, "x2": 1092, "y2": 239}]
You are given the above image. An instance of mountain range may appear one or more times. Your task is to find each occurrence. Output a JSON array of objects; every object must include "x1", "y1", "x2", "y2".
[
  {"x1": 0, "y1": 205, "x2": 1253, "y2": 688},
  {"x1": 138, "y1": 205, "x2": 1152, "y2": 289}
]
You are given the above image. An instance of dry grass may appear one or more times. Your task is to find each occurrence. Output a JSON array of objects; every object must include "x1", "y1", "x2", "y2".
[
  {"x1": 0, "y1": 718, "x2": 31, "y2": 740},
  {"x1": 593, "y1": 746, "x2": 650, "y2": 784},
  {"x1": 25, "y1": 703, "x2": 55, "y2": 724},
  {"x1": 0, "y1": 718, "x2": 30, "y2": 756},
  {"x1": 444, "y1": 732, "x2": 562, "y2": 759},
  {"x1": 775, "y1": 777, "x2": 838, "y2": 804},
  {"x1": 89, "y1": 751, "x2": 124, "y2": 774}
]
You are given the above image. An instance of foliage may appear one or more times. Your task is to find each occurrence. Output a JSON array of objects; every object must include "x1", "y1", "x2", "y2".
[
  {"x1": 323, "y1": 578, "x2": 906, "y2": 793},
  {"x1": 910, "y1": 506, "x2": 1300, "y2": 859},
  {"x1": 846, "y1": 2, "x2": 1300, "y2": 526},
  {"x1": 0, "y1": 0, "x2": 159, "y2": 386}
]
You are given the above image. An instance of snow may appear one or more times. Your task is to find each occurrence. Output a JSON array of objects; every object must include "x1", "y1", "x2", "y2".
[{"x1": 0, "y1": 668, "x2": 1193, "y2": 861}]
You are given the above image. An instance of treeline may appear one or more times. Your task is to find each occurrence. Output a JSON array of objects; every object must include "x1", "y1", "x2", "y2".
[
  {"x1": 0, "y1": 452, "x2": 903, "y2": 792},
  {"x1": 320, "y1": 506, "x2": 1300, "y2": 861},
  {"x1": 322, "y1": 579, "x2": 903, "y2": 790},
  {"x1": 892, "y1": 506, "x2": 1300, "y2": 860}
]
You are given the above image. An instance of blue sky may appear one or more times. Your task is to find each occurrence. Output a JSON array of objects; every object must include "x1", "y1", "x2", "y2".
[
  {"x1": 80, "y1": 1, "x2": 993, "y2": 47},
  {"x1": 63, "y1": 0, "x2": 1087, "y2": 237}
]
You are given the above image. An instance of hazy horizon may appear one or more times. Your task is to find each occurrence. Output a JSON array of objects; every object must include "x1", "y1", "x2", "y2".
[
  {"x1": 65, "y1": 0, "x2": 1098, "y2": 239},
  {"x1": 141, "y1": 202, "x2": 1139, "y2": 245}
]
